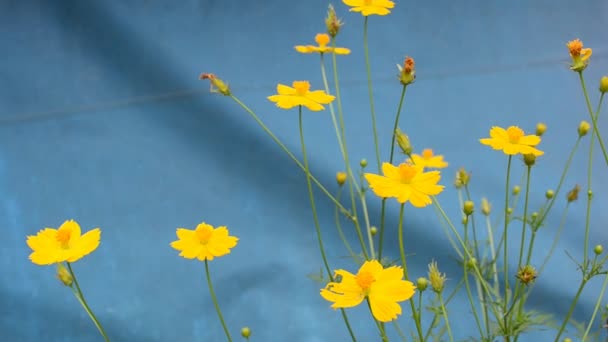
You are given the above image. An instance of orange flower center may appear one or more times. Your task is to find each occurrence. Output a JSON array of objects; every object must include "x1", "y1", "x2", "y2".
[
  {"x1": 404, "y1": 57, "x2": 415, "y2": 73},
  {"x1": 356, "y1": 270, "x2": 375, "y2": 291},
  {"x1": 196, "y1": 226, "x2": 213, "y2": 244},
  {"x1": 398, "y1": 163, "x2": 417, "y2": 183},
  {"x1": 56, "y1": 228, "x2": 71, "y2": 247},
  {"x1": 567, "y1": 39, "x2": 583, "y2": 57},
  {"x1": 292, "y1": 81, "x2": 310, "y2": 96},
  {"x1": 422, "y1": 149, "x2": 434, "y2": 160},
  {"x1": 506, "y1": 126, "x2": 524, "y2": 143},
  {"x1": 315, "y1": 33, "x2": 330, "y2": 47},
  {"x1": 363, "y1": 0, "x2": 373, "y2": 5}
]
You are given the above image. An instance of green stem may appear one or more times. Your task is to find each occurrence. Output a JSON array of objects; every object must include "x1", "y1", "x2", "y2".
[
  {"x1": 502, "y1": 156, "x2": 513, "y2": 324},
  {"x1": 555, "y1": 279, "x2": 587, "y2": 341},
  {"x1": 320, "y1": 54, "x2": 369, "y2": 259},
  {"x1": 439, "y1": 292, "x2": 454, "y2": 342},
  {"x1": 578, "y1": 72, "x2": 608, "y2": 166},
  {"x1": 462, "y1": 218, "x2": 485, "y2": 339},
  {"x1": 485, "y1": 215, "x2": 500, "y2": 296},
  {"x1": 66, "y1": 262, "x2": 110, "y2": 342},
  {"x1": 582, "y1": 272, "x2": 608, "y2": 340},
  {"x1": 379, "y1": 85, "x2": 408, "y2": 260},
  {"x1": 204, "y1": 260, "x2": 233, "y2": 342},
  {"x1": 363, "y1": 16, "x2": 381, "y2": 171},
  {"x1": 397, "y1": 204, "x2": 424, "y2": 341},
  {"x1": 334, "y1": 189, "x2": 357, "y2": 260},
  {"x1": 299, "y1": 107, "x2": 357, "y2": 341},
  {"x1": 517, "y1": 166, "x2": 532, "y2": 270},
  {"x1": 229, "y1": 95, "x2": 353, "y2": 221}
]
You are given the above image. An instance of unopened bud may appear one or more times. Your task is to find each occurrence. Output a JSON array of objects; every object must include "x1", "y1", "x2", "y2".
[
  {"x1": 336, "y1": 172, "x2": 347, "y2": 186},
  {"x1": 416, "y1": 277, "x2": 428, "y2": 291},
  {"x1": 512, "y1": 186, "x2": 521, "y2": 195},
  {"x1": 395, "y1": 128, "x2": 412, "y2": 155},
  {"x1": 567, "y1": 184, "x2": 580, "y2": 202},
  {"x1": 481, "y1": 198, "x2": 491, "y2": 216},
  {"x1": 578, "y1": 121, "x2": 590, "y2": 137},
  {"x1": 600, "y1": 76, "x2": 608, "y2": 94},
  {"x1": 56, "y1": 263, "x2": 73, "y2": 287},
  {"x1": 455, "y1": 167, "x2": 471, "y2": 188},
  {"x1": 466, "y1": 258, "x2": 477, "y2": 269},
  {"x1": 360, "y1": 159, "x2": 368, "y2": 168},
  {"x1": 241, "y1": 327, "x2": 251, "y2": 338},
  {"x1": 523, "y1": 154, "x2": 536, "y2": 166},
  {"x1": 370, "y1": 226, "x2": 377, "y2": 236},
  {"x1": 594, "y1": 245, "x2": 603, "y2": 255},
  {"x1": 535, "y1": 123, "x2": 547, "y2": 136},
  {"x1": 545, "y1": 189, "x2": 555, "y2": 199},
  {"x1": 463, "y1": 201, "x2": 474, "y2": 216}
]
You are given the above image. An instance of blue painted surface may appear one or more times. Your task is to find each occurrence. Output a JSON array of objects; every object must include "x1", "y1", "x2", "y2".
[{"x1": 2, "y1": 0, "x2": 608, "y2": 341}]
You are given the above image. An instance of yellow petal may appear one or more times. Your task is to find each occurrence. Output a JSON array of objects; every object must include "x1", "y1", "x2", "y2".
[
  {"x1": 368, "y1": 295, "x2": 402, "y2": 322},
  {"x1": 333, "y1": 47, "x2": 351, "y2": 55},
  {"x1": 381, "y1": 162, "x2": 400, "y2": 181},
  {"x1": 518, "y1": 134, "x2": 541, "y2": 146},
  {"x1": 307, "y1": 90, "x2": 335, "y2": 104},
  {"x1": 359, "y1": 260, "x2": 383, "y2": 276},
  {"x1": 364, "y1": 173, "x2": 403, "y2": 199},
  {"x1": 276, "y1": 84, "x2": 296, "y2": 95},
  {"x1": 74, "y1": 228, "x2": 101, "y2": 260}
]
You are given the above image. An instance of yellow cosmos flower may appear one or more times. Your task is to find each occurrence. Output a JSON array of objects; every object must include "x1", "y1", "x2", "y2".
[
  {"x1": 295, "y1": 33, "x2": 350, "y2": 55},
  {"x1": 364, "y1": 162, "x2": 444, "y2": 207},
  {"x1": 26, "y1": 220, "x2": 101, "y2": 265},
  {"x1": 343, "y1": 0, "x2": 395, "y2": 16},
  {"x1": 410, "y1": 149, "x2": 448, "y2": 169},
  {"x1": 479, "y1": 126, "x2": 544, "y2": 156},
  {"x1": 567, "y1": 38, "x2": 592, "y2": 72},
  {"x1": 320, "y1": 260, "x2": 416, "y2": 322},
  {"x1": 171, "y1": 222, "x2": 238, "y2": 261},
  {"x1": 267, "y1": 81, "x2": 335, "y2": 111}
]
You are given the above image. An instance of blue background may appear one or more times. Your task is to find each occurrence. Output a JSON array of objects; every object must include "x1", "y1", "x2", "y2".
[{"x1": 2, "y1": 0, "x2": 608, "y2": 341}]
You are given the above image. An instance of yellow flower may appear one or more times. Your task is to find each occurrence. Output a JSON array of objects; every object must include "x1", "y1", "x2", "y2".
[
  {"x1": 267, "y1": 81, "x2": 335, "y2": 111},
  {"x1": 567, "y1": 39, "x2": 592, "y2": 72},
  {"x1": 343, "y1": 0, "x2": 395, "y2": 16},
  {"x1": 479, "y1": 126, "x2": 544, "y2": 156},
  {"x1": 410, "y1": 149, "x2": 448, "y2": 169},
  {"x1": 295, "y1": 33, "x2": 350, "y2": 55},
  {"x1": 320, "y1": 260, "x2": 416, "y2": 322},
  {"x1": 364, "y1": 162, "x2": 444, "y2": 207},
  {"x1": 171, "y1": 222, "x2": 238, "y2": 261},
  {"x1": 26, "y1": 220, "x2": 101, "y2": 266}
]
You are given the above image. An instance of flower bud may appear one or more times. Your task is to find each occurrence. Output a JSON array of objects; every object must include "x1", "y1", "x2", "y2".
[
  {"x1": 578, "y1": 121, "x2": 590, "y2": 137},
  {"x1": 416, "y1": 277, "x2": 428, "y2": 291},
  {"x1": 336, "y1": 172, "x2": 347, "y2": 186},
  {"x1": 599, "y1": 76, "x2": 608, "y2": 94},
  {"x1": 454, "y1": 167, "x2": 470, "y2": 188},
  {"x1": 535, "y1": 123, "x2": 547, "y2": 136},
  {"x1": 516, "y1": 265, "x2": 537, "y2": 285},
  {"x1": 397, "y1": 56, "x2": 416, "y2": 86},
  {"x1": 56, "y1": 263, "x2": 73, "y2": 287},
  {"x1": 545, "y1": 189, "x2": 555, "y2": 199},
  {"x1": 567, "y1": 184, "x2": 580, "y2": 202},
  {"x1": 594, "y1": 245, "x2": 603, "y2": 255},
  {"x1": 512, "y1": 186, "x2": 521, "y2": 195},
  {"x1": 481, "y1": 198, "x2": 491, "y2": 216},
  {"x1": 241, "y1": 327, "x2": 251, "y2": 338},
  {"x1": 466, "y1": 258, "x2": 477, "y2": 269},
  {"x1": 199, "y1": 73, "x2": 231, "y2": 96},
  {"x1": 531, "y1": 212, "x2": 538, "y2": 221},
  {"x1": 428, "y1": 261, "x2": 446, "y2": 293},
  {"x1": 325, "y1": 5, "x2": 343, "y2": 38},
  {"x1": 507, "y1": 207, "x2": 513, "y2": 215},
  {"x1": 395, "y1": 128, "x2": 412, "y2": 155},
  {"x1": 370, "y1": 226, "x2": 377, "y2": 236},
  {"x1": 360, "y1": 159, "x2": 368, "y2": 168},
  {"x1": 523, "y1": 154, "x2": 536, "y2": 166},
  {"x1": 463, "y1": 201, "x2": 474, "y2": 216},
  {"x1": 564, "y1": 338, "x2": 572, "y2": 342}
]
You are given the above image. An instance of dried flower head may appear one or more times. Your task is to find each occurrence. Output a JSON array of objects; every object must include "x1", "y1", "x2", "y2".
[
  {"x1": 199, "y1": 73, "x2": 231, "y2": 96},
  {"x1": 516, "y1": 265, "x2": 537, "y2": 285}
]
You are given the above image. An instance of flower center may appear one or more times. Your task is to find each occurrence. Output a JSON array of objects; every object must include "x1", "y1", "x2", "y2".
[
  {"x1": 422, "y1": 149, "x2": 434, "y2": 160},
  {"x1": 56, "y1": 228, "x2": 71, "y2": 247},
  {"x1": 506, "y1": 126, "x2": 524, "y2": 143},
  {"x1": 196, "y1": 226, "x2": 213, "y2": 244},
  {"x1": 315, "y1": 33, "x2": 330, "y2": 47},
  {"x1": 363, "y1": 0, "x2": 373, "y2": 5},
  {"x1": 398, "y1": 163, "x2": 417, "y2": 183},
  {"x1": 292, "y1": 81, "x2": 310, "y2": 96},
  {"x1": 355, "y1": 270, "x2": 375, "y2": 291}
]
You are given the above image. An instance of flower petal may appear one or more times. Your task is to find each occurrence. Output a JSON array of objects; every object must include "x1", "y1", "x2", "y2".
[{"x1": 368, "y1": 294, "x2": 403, "y2": 322}]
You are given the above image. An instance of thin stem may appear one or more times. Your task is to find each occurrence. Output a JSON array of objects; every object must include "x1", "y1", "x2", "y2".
[
  {"x1": 555, "y1": 280, "x2": 587, "y2": 341},
  {"x1": 205, "y1": 260, "x2": 233, "y2": 342},
  {"x1": 462, "y1": 218, "x2": 485, "y2": 339},
  {"x1": 229, "y1": 95, "x2": 353, "y2": 221},
  {"x1": 517, "y1": 166, "x2": 532, "y2": 269},
  {"x1": 363, "y1": 16, "x2": 381, "y2": 171},
  {"x1": 486, "y1": 215, "x2": 500, "y2": 295},
  {"x1": 66, "y1": 263, "x2": 110, "y2": 342},
  {"x1": 439, "y1": 292, "x2": 454, "y2": 342},
  {"x1": 299, "y1": 107, "x2": 357, "y2": 341},
  {"x1": 334, "y1": 189, "x2": 357, "y2": 260},
  {"x1": 379, "y1": 85, "x2": 408, "y2": 260},
  {"x1": 578, "y1": 72, "x2": 608, "y2": 166},
  {"x1": 359, "y1": 192, "x2": 375, "y2": 259},
  {"x1": 397, "y1": 204, "x2": 424, "y2": 341},
  {"x1": 502, "y1": 156, "x2": 513, "y2": 323},
  {"x1": 582, "y1": 272, "x2": 608, "y2": 340}
]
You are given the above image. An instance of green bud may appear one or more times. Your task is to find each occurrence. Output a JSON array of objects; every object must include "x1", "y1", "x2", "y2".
[
  {"x1": 360, "y1": 159, "x2": 368, "y2": 168},
  {"x1": 600, "y1": 76, "x2": 608, "y2": 94},
  {"x1": 370, "y1": 226, "x2": 378, "y2": 236},
  {"x1": 578, "y1": 121, "x2": 590, "y2": 137},
  {"x1": 523, "y1": 154, "x2": 536, "y2": 166},
  {"x1": 545, "y1": 189, "x2": 555, "y2": 199},
  {"x1": 395, "y1": 128, "x2": 412, "y2": 155},
  {"x1": 416, "y1": 277, "x2": 428, "y2": 291},
  {"x1": 241, "y1": 327, "x2": 251, "y2": 338},
  {"x1": 594, "y1": 245, "x2": 603, "y2": 255},
  {"x1": 512, "y1": 186, "x2": 521, "y2": 195},
  {"x1": 463, "y1": 201, "x2": 474, "y2": 216}
]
